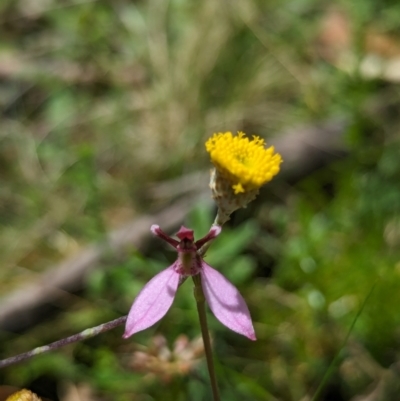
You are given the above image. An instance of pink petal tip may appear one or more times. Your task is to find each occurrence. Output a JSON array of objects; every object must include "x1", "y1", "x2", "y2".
[{"x1": 150, "y1": 224, "x2": 160, "y2": 235}]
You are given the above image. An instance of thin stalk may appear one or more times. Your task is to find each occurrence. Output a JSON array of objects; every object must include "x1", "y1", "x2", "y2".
[
  {"x1": 192, "y1": 274, "x2": 220, "y2": 401},
  {"x1": 311, "y1": 282, "x2": 377, "y2": 401},
  {"x1": 0, "y1": 316, "x2": 127, "y2": 369}
]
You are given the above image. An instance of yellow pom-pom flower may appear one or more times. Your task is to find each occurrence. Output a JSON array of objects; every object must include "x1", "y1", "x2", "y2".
[
  {"x1": 205, "y1": 132, "x2": 282, "y2": 225},
  {"x1": 6, "y1": 389, "x2": 41, "y2": 401},
  {"x1": 205, "y1": 132, "x2": 282, "y2": 194}
]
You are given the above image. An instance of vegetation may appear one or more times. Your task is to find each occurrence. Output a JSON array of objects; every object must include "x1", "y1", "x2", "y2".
[{"x1": 1, "y1": 0, "x2": 400, "y2": 400}]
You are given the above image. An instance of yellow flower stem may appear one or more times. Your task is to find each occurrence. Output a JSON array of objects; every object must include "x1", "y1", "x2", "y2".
[
  {"x1": 189, "y1": 215, "x2": 227, "y2": 399},
  {"x1": 192, "y1": 274, "x2": 220, "y2": 401},
  {"x1": 214, "y1": 209, "x2": 230, "y2": 226},
  {"x1": 197, "y1": 238, "x2": 214, "y2": 258}
]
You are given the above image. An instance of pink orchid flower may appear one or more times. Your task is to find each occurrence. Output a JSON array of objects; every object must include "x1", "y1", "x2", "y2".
[{"x1": 123, "y1": 225, "x2": 256, "y2": 340}]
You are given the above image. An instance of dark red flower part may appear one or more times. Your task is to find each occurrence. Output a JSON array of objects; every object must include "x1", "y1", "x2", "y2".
[{"x1": 176, "y1": 226, "x2": 194, "y2": 241}]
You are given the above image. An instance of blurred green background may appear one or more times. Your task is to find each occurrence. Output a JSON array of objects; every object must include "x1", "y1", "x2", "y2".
[{"x1": 1, "y1": 0, "x2": 400, "y2": 400}]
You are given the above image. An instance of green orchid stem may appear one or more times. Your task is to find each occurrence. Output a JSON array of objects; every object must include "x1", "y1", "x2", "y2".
[{"x1": 192, "y1": 274, "x2": 220, "y2": 401}]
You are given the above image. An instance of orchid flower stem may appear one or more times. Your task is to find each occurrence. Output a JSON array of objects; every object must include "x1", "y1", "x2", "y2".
[{"x1": 192, "y1": 274, "x2": 220, "y2": 401}]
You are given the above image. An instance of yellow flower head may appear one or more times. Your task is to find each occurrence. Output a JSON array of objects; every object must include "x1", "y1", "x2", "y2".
[
  {"x1": 6, "y1": 390, "x2": 41, "y2": 401},
  {"x1": 205, "y1": 132, "x2": 282, "y2": 194}
]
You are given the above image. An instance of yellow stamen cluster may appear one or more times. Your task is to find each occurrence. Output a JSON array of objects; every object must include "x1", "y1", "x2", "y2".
[{"x1": 205, "y1": 132, "x2": 282, "y2": 194}]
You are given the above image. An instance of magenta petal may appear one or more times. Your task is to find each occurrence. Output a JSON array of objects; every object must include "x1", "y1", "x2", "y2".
[
  {"x1": 201, "y1": 263, "x2": 256, "y2": 340},
  {"x1": 123, "y1": 265, "x2": 180, "y2": 338}
]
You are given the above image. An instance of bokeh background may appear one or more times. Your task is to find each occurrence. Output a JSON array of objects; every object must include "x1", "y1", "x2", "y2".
[{"x1": 1, "y1": 0, "x2": 400, "y2": 400}]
